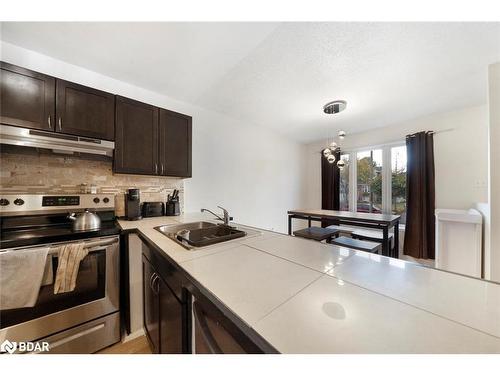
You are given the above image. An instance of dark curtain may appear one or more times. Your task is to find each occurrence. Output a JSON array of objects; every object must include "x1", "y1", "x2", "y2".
[
  {"x1": 321, "y1": 149, "x2": 340, "y2": 227},
  {"x1": 403, "y1": 131, "x2": 435, "y2": 259}
]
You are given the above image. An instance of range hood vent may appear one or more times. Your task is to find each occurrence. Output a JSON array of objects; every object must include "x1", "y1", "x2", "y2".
[{"x1": 0, "y1": 125, "x2": 114, "y2": 157}]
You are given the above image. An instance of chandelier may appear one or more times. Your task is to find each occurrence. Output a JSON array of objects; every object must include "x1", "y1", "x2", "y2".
[{"x1": 322, "y1": 100, "x2": 347, "y2": 170}]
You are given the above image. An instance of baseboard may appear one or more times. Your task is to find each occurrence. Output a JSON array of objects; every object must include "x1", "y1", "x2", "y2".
[{"x1": 122, "y1": 328, "x2": 145, "y2": 343}]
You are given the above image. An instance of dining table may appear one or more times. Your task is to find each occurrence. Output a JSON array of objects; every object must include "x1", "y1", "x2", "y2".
[{"x1": 287, "y1": 209, "x2": 401, "y2": 258}]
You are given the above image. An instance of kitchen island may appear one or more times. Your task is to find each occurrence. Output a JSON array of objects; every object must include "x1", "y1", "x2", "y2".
[{"x1": 119, "y1": 214, "x2": 500, "y2": 354}]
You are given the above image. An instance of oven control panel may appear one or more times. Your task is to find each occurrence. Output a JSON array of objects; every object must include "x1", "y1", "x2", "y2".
[
  {"x1": 0, "y1": 194, "x2": 115, "y2": 214},
  {"x1": 42, "y1": 196, "x2": 80, "y2": 207}
]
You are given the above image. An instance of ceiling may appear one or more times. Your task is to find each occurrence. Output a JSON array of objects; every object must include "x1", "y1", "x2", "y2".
[{"x1": 1, "y1": 22, "x2": 499, "y2": 143}]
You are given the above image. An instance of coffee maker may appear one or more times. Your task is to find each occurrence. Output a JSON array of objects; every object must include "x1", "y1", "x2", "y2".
[{"x1": 125, "y1": 188, "x2": 142, "y2": 220}]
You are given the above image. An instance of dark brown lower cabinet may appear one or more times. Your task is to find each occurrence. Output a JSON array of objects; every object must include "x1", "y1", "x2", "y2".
[
  {"x1": 140, "y1": 240, "x2": 275, "y2": 354},
  {"x1": 142, "y1": 255, "x2": 183, "y2": 354},
  {"x1": 143, "y1": 257, "x2": 160, "y2": 353},
  {"x1": 193, "y1": 300, "x2": 246, "y2": 354},
  {"x1": 159, "y1": 274, "x2": 183, "y2": 353}
]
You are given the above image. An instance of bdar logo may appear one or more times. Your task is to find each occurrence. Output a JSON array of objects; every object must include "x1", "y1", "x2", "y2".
[{"x1": 0, "y1": 339, "x2": 17, "y2": 354}]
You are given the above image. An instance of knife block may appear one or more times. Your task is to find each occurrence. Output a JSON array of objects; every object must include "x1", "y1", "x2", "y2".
[{"x1": 165, "y1": 200, "x2": 180, "y2": 216}]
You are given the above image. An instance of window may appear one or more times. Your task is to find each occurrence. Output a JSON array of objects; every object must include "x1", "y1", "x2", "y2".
[
  {"x1": 339, "y1": 153, "x2": 350, "y2": 211},
  {"x1": 339, "y1": 144, "x2": 407, "y2": 222},
  {"x1": 391, "y1": 146, "x2": 407, "y2": 224},
  {"x1": 356, "y1": 149, "x2": 382, "y2": 213}
]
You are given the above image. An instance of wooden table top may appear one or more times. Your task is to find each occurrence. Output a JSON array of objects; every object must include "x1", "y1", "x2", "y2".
[{"x1": 288, "y1": 208, "x2": 401, "y2": 225}]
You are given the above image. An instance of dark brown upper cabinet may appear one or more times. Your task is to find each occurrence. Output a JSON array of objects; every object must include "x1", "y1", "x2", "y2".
[
  {"x1": 0, "y1": 62, "x2": 55, "y2": 131},
  {"x1": 1, "y1": 62, "x2": 192, "y2": 178},
  {"x1": 56, "y1": 79, "x2": 115, "y2": 140},
  {"x1": 159, "y1": 109, "x2": 192, "y2": 178},
  {"x1": 114, "y1": 96, "x2": 159, "y2": 175}
]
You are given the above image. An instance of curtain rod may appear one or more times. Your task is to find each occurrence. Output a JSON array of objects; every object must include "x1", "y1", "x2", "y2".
[
  {"x1": 407, "y1": 128, "x2": 455, "y2": 138},
  {"x1": 432, "y1": 128, "x2": 455, "y2": 135},
  {"x1": 316, "y1": 127, "x2": 456, "y2": 152}
]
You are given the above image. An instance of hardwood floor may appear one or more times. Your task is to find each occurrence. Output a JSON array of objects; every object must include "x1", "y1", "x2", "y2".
[{"x1": 98, "y1": 335, "x2": 152, "y2": 354}]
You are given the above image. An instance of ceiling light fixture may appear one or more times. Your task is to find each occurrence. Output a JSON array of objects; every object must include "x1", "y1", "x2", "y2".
[
  {"x1": 322, "y1": 100, "x2": 347, "y2": 169},
  {"x1": 323, "y1": 100, "x2": 347, "y2": 114}
]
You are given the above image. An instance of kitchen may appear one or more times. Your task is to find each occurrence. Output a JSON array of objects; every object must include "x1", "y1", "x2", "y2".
[{"x1": 1, "y1": 12, "x2": 500, "y2": 373}]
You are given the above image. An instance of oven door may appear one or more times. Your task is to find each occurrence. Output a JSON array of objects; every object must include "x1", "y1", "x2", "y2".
[{"x1": 0, "y1": 235, "x2": 119, "y2": 343}]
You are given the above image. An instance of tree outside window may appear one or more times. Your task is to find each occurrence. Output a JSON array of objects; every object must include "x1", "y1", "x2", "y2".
[{"x1": 356, "y1": 150, "x2": 382, "y2": 213}]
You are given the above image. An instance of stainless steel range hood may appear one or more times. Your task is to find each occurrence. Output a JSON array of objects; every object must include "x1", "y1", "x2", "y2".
[{"x1": 0, "y1": 125, "x2": 114, "y2": 157}]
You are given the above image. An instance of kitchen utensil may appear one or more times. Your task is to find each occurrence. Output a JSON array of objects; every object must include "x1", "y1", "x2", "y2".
[{"x1": 68, "y1": 209, "x2": 101, "y2": 231}]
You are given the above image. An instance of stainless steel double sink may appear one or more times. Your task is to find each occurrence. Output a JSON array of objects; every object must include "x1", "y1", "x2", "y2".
[{"x1": 155, "y1": 221, "x2": 246, "y2": 250}]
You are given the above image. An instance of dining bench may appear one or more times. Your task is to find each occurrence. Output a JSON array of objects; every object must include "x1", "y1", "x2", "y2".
[{"x1": 330, "y1": 236, "x2": 381, "y2": 254}]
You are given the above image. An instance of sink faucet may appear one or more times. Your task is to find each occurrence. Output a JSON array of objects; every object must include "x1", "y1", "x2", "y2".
[{"x1": 201, "y1": 206, "x2": 232, "y2": 225}]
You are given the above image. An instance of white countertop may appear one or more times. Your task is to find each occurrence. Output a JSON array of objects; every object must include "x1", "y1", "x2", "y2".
[{"x1": 118, "y1": 214, "x2": 500, "y2": 353}]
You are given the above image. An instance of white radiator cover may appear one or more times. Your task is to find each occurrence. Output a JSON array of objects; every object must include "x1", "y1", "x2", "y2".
[{"x1": 435, "y1": 208, "x2": 483, "y2": 278}]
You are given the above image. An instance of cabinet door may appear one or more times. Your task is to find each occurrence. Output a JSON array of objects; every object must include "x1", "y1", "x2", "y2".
[
  {"x1": 114, "y1": 96, "x2": 159, "y2": 175},
  {"x1": 0, "y1": 62, "x2": 55, "y2": 131},
  {"x1": 142, "y1": 258, "x2": 160, "y2": 354},
  {"x1": 56, "y1": 79, "x2": 115, "y2": 140},
  {"x1": 193, "y1": 300, "x2": 247, "y2": 354},
  {"x1": 158, "y1": 276, "x2": 183, "y2": 354},
  {"x1": 158, "y1": 109, "x2": 192, "y2": 177}
]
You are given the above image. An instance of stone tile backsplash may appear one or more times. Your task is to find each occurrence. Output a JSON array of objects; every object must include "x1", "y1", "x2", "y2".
[{"x1": 0, "y1": 148, "x2": 185, "y2": 213}]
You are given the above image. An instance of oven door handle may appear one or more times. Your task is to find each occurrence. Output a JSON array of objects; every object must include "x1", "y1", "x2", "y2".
[{"x1": 0, "y1": 236, "x2": 119, "y2": 254}]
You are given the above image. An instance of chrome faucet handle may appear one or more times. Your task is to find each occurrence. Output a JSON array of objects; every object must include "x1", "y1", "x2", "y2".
[
  {"x1": 217, "y1": 205, "x2": 228, "y2": 215},
  {"x1": 217, "y1": 206, "x2": 231, "y2": 225}
]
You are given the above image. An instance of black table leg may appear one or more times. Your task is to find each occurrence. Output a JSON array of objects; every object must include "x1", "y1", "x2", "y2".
[
  {"x1": 308, "y1": 217, "x2": 312, "y2": 228},
  {"x1": 393, "y1": 222, "x2": 399, "y2": 258},
  {"x1": 288, "y1": 215, "x2": 292, "y2": 235},
  {"x1": 382, "y1": 226, "x2": 389, "y2": 257}
]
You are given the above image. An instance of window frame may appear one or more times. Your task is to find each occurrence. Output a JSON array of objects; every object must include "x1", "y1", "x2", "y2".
[{"x1": 340, "y1": 141, "x2": 406, "y2": 215}]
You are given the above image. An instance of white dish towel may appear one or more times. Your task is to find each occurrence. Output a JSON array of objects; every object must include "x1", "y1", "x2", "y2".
[
  {"x1": 54, "y1": 242, "x2": 88, "y2": 294},
  {"x1": 0, "y1": 247, "x2": 49, "y2": 310}
]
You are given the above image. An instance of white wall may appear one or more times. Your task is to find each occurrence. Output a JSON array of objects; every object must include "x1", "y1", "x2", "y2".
[
  {"x1": 0, "y1": 41, "x2": 307, "y2": 233},
  {"x1": 487, "y1": 62, "x2": 500, "y2": 281},
  {"x1": 305, "y1": 105, "x2": 489, "y2": 212}
]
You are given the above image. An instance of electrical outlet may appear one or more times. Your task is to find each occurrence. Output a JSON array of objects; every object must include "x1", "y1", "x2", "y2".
[{"x1": 473, "y1": 180, "x2": 487, "y2": 189}]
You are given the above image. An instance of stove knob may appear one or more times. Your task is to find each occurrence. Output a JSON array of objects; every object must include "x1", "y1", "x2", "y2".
[
  {"x1": 103, "y1": 197, "x2": 110, "y2": 203},
  {"x1": 93, "y1": 197, "x2": 100, "y2": 204},
  {"x1": 0, "y1": 198, "x2": 9, "y2": 206},
  {"x1": 14, "y1": 198, "x2": 25, "y2": 206}
]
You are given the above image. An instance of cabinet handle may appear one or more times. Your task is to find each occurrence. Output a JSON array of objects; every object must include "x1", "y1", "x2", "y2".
[
  {"x1": 155, "y1": 163, "x2": 158, "y2": 175},
  {"x1": 161, "y1": 163, "x2": 164, "y2": 175},
  {"x1": 149, "y1": 273, "x2": 156, "y2": 290},
  {"x1": 150, "y1": 274, "x2": 160, "y2": 295},
  {"x1": 58, "y1": 117, "x2": 62, "y2": 131},
  {"x1": 154, "y1": 275, "x2": 160, "y2": 294},
  {"x1": 47, "y1": 116, "x2": 52, "y2": 129}
]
